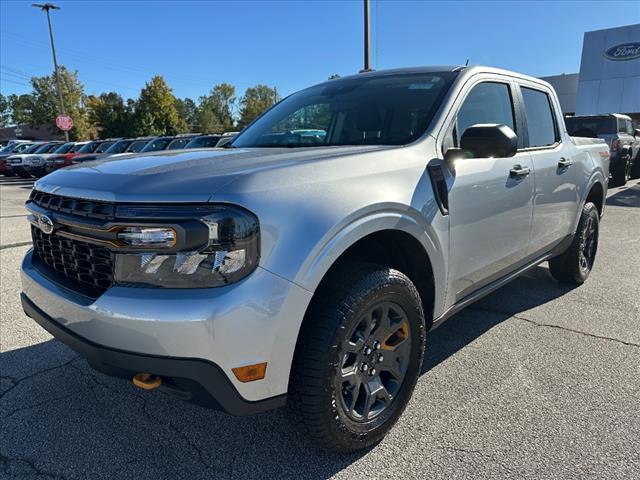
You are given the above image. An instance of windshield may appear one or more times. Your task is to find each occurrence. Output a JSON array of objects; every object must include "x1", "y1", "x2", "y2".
[
  {"x1": 23, "y1": 144, "x2": 44, "y2": 154},
  {"x1": 565, "y1": 116, "x2": 616, "y2": 137},
  {"x1": 53, "y1": 142, "x2": 75, "y2": 154},
  {"x1": 95, "y1": 141, "x2": 115, "y2": 153},
  {"x1": 185, "y1": 136, "x2": 221, "y2": 148},
  {"x1": 40, "y1": 143, "x2": 61, "y2": 153},
  {"x1": 105, "y1": 140, "x2": 131, "y2": 154},
  {"x1": 233, "y1": 72, "x2": 458, "y2": 148},
  {"x1": 166, "y1": 138, "x2": 192, "y2": 150},
  {"x1": 77, "y1": 142, "x2": 99, "y2": 153},
  {"x1": 1, "y1": 144, "x2": 16, "y2": 153},
  {"x1": 127, "y1": 140, "x2": 148, "y2": 152},
  {"x1": 71, "y1": 143, "x2": 87, "y2": 152},
  {"x1": 141, "y1": 138, "x2": 172, "y2": 152}
]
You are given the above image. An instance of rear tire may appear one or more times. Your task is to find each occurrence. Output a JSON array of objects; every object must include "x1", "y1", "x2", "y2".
[
  {"x1": 630, "y1": 153, "x2": 640, "y2": 179},
  {"x1": 549, "y1": 202, "x2": 599, "y2": 284},
  {"x1": 610, "y1": 155, "x2": 629, "y2": 187},
  {"x1": 288, "y1": 263, "x2": 426, "y2": 452}
]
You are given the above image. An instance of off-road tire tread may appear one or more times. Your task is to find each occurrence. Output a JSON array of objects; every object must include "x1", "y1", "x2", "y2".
[
  {"x1": 287, "y1": 262, "x2": 425, "y2": 452},
  {"x1": 549, "y1": 202, "x2": 599, "y2": 284}
]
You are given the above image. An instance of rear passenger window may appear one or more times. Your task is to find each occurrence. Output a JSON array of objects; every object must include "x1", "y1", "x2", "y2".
[
  {"x1": 455, "y1": 82, "x2": 515, "y2": 145},
  {"x1": 522, "y1": 87, "x2": 557, "y2": 147}
]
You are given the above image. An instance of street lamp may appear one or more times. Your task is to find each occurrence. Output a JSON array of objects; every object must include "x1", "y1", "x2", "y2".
[{"x1": 32, "y1": 3, "x2": 69, "y2": 141}]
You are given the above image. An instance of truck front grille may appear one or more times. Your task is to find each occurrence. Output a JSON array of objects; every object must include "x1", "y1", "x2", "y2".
[
  {"x1": 31, "y1": 225, "x2": 114, "y2": 297},
  {"x1": 30, "y1": 191, "x2": 116, "y2": 221}
]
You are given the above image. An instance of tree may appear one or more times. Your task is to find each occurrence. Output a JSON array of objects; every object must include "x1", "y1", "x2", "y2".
[
  {"x1": 237, "y1": 85, "x2": 279, "y2": 129},
  {"x1": 29, "y1": 66, "x2": 91, "y2": 140},
  {"x1": 175, "y1": 98, "x2": 197, "y2": 129},
  {"x1": 86, "y1": 92, "x2": 133, "y2": 138},
  {"x1": 7, "y1": 94, "x2": 35, "y2": 125},
  {"x1": 328, "y1": 74, "x2": 341, "y2": 80},
  {"x1": 132, "y1": 76, "x2": 187, "y2": 136},
  {"x1": 0, "y1": 94, "x2": 11, "y2": 127},
  {"x1": 195, "y1": 83, "x2": 236, "y2": 133}
]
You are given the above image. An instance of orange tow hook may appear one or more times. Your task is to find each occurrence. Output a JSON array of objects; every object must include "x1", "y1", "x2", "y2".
[{"x1": 132, "y1": 373, "x2": 162, "y2": 390}]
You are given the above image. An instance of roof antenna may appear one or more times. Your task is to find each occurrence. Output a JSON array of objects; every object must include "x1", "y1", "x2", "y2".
[{"x1": 465, "y1": 59, "x2": 469, "y2": 66}]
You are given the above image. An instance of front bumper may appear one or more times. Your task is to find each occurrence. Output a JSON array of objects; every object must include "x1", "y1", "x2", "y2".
[
  {"x1": 21, "y1": 293, "x2": 285, "y2": 415},
  {"x1": 21, "y1": 249, "x2": 313, "y2": 409}
]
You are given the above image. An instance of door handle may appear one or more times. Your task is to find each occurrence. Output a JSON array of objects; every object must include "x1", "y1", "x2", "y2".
[
  {"x1": 558, "y1": 157, "x2": 574, "y2": 167},
  {"x1": 509, "y1": 165, "x2": 531, "y2": 178}
]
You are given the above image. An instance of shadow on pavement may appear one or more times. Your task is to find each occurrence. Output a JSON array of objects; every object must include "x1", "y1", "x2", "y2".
[
  {"x1": 423, "y1": 265, "x2": 577, "y2": 373},
  {"x1": 606, "y1": 181, "x2": 640, "y2": 208},
  {"x1": 1, "y1": 265, "x2": 578, "y2": 480},
  {"x1": 0, "y1": 177, "x2": 36, "y2": 189}
]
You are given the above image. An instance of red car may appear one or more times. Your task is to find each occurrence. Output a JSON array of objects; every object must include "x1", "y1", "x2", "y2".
[{"x1": 44, "y1": 142, "x2": 88, "y2": 174}]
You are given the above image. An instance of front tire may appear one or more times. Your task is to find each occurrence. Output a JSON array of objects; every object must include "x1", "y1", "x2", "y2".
[
  {"x1": 288, "y1": 263, "x2": 426, "y2": 452},
  {"x1": 549, "y1": 202, "x2": 599, "y2": 284}
]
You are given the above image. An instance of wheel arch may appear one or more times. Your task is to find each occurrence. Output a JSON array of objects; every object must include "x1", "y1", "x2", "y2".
[{"x1": 294, "y1": 209, "x2": 447, "y2": 322}]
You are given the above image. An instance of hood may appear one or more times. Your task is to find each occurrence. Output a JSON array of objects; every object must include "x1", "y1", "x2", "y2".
[{"x1": 34, "y1": 145, "x2": 390, "y2": 203}]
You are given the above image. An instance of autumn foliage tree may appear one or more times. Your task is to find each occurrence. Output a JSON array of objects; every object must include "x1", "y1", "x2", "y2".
[
  {"x1": 237, "y1": 85, "x2": 279, "y2": 129},
  {"x1": 132, "y1": 76, "x2": 187, "y2": 136}
]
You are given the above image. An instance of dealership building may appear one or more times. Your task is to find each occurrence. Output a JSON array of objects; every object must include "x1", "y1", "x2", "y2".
[{"x1": 541, "y1": 23, "x2": 640, "y2": 125}]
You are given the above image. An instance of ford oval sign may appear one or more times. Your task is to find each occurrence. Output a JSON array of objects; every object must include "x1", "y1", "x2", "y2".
[
  {"x1": 604, "y1": 42, "x2": 640, "y2": 61},
  {"x1": 38, "y1": 214, "x2": 55, "y2": 235}
]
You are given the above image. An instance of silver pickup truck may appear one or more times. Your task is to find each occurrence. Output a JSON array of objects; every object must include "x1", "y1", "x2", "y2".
[{"x1": 21, "y1": 65, "x2": 609, "y2": 452}]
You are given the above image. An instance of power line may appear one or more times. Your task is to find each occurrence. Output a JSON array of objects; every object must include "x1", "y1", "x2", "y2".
[
  {"x1": 0, "y1": 77, "x2": 32, "y2": 88},
  {"x1": 1, "y1": 30, "x2": 222, "y2": 87}
]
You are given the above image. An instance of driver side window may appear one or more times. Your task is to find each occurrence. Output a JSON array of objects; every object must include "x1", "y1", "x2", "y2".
[{"x1": 451, "y1": 82, "x2": 516, "y2": 147}]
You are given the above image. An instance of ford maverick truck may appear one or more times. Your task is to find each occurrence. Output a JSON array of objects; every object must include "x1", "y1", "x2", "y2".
[{"x1": 21, "y1": 66, "x2": 609, "y2": 452}]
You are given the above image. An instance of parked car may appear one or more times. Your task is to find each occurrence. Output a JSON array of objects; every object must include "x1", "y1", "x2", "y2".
[
  {"x1": 215, "y1": 132, "x2": 238, "y2": 147},
  {"x1": 5, "y1": 142, "x2": 60, "y2": 177},
  {"x1": 44, "y1": 142, "x2": 88, "y2": 174},
  {"x1": 166, "y1": 134, "x2": 201, "y2": 150},
  {"x1": 72, "y1": 139, "x2": 120, "y2": 163},
  {"x1": 0, "y1": 142, "x2": 35, "y2": 176},
  {"x1": 139, "y1": 135, "x2": 198, "y2": 153},
  {"x1": 24, "y1": 142, "x2": 77, "y2": 177},
  {"x1": 104, "y1": 137, "x2": 155, "y2": 160},
  {"x1": 184, "y1": 134, "x2": 223, "y2": 149},
  {"x1": 22, "y1": 66, "x2": 609, "y2": 452},
  {"x1": 565, "y1": 113, "x2": 639, "y2": 186}
]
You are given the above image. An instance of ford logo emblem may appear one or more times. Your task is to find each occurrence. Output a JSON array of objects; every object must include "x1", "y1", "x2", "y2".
[
  {"x1": 38, "y1": 214, "x2": 55, "y2": 235},
  {"x1": 604, "y1": 42, "x2": 640, "y2": 61}
]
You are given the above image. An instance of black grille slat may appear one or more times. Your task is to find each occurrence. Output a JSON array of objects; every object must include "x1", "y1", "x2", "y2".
[
  {"x1": 31, "y1": 225, "x2": 115, "y2": 297},
  {"x1": 30, "y1": 191, "x2": 116, "y2": 221}
]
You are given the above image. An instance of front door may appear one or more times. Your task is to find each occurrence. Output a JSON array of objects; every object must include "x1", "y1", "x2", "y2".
[{"x1": 444, "y1": 80, "x2": 534, "y2": 302}]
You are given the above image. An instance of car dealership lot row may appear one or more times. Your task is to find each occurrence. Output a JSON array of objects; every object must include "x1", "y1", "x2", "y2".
[{"x1": 1, "y1": 176, "x2": 638, "y2": 479}]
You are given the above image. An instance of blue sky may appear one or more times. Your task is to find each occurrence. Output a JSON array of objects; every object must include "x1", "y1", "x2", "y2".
[{"x1": 1, "y1": 0, "x2": 638, "y2": 101}]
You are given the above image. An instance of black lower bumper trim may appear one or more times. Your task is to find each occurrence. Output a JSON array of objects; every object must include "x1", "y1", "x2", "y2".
[{"x1": 21, "y1": 293, "x2": 286, "y2": 416}]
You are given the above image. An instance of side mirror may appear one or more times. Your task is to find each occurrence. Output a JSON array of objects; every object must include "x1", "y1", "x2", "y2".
[{"x1": 459, "y1": 124, "x2": 518, "y2": 158}]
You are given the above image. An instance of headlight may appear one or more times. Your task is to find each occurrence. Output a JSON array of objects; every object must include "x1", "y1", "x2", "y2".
[{"x1": 113, "y1": 205, "x2": 259, "y2": 288}]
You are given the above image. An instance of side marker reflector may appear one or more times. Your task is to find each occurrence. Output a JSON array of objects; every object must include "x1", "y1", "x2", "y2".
[{"x1": 232, "y1": 362, "x2": 267, "y2": 382}]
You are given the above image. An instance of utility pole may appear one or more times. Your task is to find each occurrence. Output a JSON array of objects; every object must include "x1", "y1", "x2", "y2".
[
  {"x1": 32, "y1": 3, "x2": 69, "y2": 141},
  {"x1": 363, "y1": 0, "x2": 371, "y2": 72}
]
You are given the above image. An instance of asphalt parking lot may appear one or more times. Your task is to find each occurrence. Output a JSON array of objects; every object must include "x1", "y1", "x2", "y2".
[{"x1": 1, "y1": 176, "x2": 638, "y2": 480}]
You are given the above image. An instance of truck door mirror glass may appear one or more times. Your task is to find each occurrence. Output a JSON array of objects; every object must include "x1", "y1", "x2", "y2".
[{"x1": 458, "y1": 123, "x2": 517, "y2": 158}]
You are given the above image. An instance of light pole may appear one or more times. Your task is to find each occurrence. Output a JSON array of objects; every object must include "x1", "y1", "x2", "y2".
[
  {"x1": 32, "y1": 3, "x2": 69, "y2": 141},
  {"x1": 363, "y1": 0, "x2": 371, "y2": 72}
]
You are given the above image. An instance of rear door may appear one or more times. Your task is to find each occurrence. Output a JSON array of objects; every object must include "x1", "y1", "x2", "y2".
[
  {"x1": 516, "y1": 82, "x2": 577, "y2": 254},
  {"x1": 441, "y1": 77, "x2": 535, "y2": 302}
]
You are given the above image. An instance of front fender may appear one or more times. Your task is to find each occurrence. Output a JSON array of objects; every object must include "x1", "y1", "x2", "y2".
[{"x1": 293, "y1": 204, "x2": 448, "y2": 319}]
